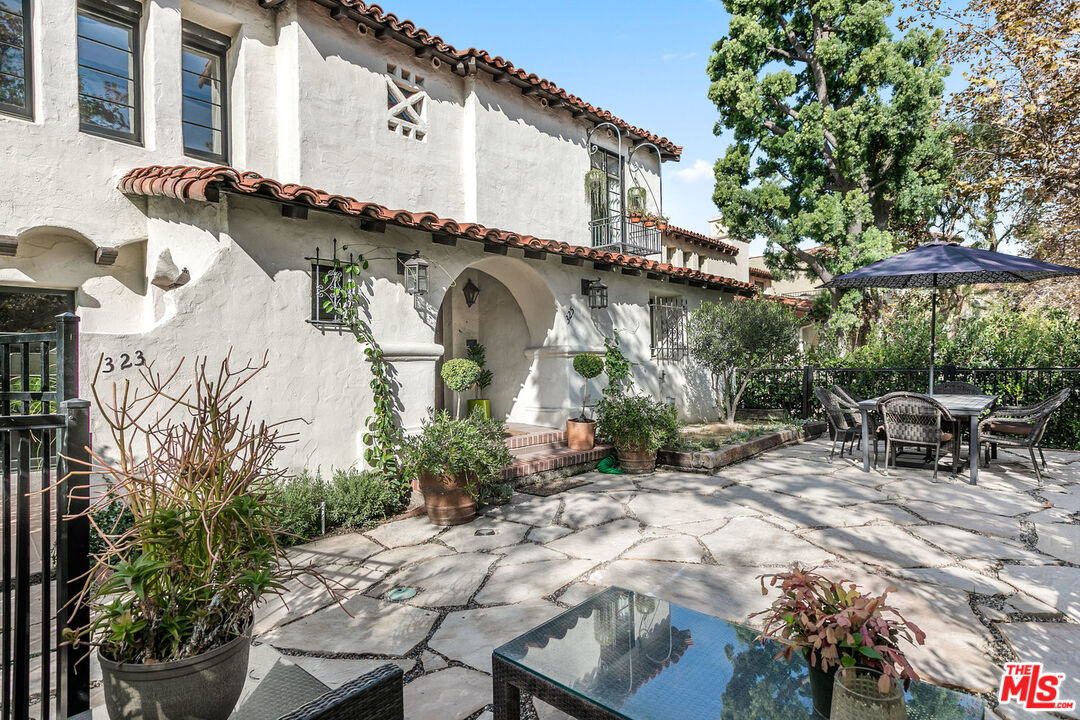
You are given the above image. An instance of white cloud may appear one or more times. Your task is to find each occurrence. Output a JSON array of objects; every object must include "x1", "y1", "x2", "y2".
[
  {"x1": 674, "y1": 158, "x2": 713, "y2": 184},
  {"x1": 661, "y1": 52, "x2": 698, "y2": 61}
]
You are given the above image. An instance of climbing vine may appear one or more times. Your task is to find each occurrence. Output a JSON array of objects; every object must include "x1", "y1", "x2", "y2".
[
  {"x1": 601, "y1": 331, "x2": 634, "y2": 400},
  {"x1": 321, "y1": 254, "x2": 407, "y2": 500}
]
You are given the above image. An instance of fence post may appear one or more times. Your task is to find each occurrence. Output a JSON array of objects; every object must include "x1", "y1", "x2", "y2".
[
  {"x1": 56, "y1": 399, "x2": 91, "y2": 718},
  {"x1": 54, "y1": 313, "x2": 80, "y2": 404},
  {"x1": 802, "y1": 365, "x2": 815, "y2": 419}
]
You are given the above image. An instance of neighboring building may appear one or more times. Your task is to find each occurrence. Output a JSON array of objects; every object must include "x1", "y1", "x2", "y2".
[
  {"x1": 748, "y1": 251, "x2": 822, "y2": 301},
  {"x1": 0, "y1": 0, "x2": 779, "y2": 470}
]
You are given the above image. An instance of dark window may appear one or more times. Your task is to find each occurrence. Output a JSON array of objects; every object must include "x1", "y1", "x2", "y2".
[
  {"x1": 0, "y1": 286, "x2": 75, "y2": 333},
  {"x1": 649, "y1": 295, "x2": 687, "y2": 361},
  {"x1": 590, "y1": 147, "x2": 622, "y2": 220},
  {"x1": 0, "y1": 0, "x2": 32, "y2": 118},
  {"x1": 181, "y1": 21, "x2": 229, "y2": 162},
  {"x1": 311, "y1": 264, "x2": 345, "y2": 325},
  {"x1": 77, "y1": 0, "x2": 142, "y2": 143}
]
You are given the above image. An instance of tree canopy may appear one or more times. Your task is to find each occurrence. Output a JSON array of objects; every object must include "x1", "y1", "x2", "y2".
[{"x1": 707, "y1": 0, "x2": 954, "y2": 327}]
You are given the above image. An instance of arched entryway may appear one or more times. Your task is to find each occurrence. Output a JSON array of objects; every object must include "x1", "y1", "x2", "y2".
[{"x1": 434, "y1": 256, "x2": 558, "y2": 422}]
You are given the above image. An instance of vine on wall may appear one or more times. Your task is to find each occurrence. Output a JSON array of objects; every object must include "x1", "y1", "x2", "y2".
[{"x1": 322, "y1": 254, "x2": 407, "y2": 500}]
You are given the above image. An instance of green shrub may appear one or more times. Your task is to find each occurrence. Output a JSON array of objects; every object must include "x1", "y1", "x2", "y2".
[
  {"x1": 596, "y1": 394, "x2": 680, "y2": 453},
  {"x1": 440, "y1": 358, "x2": 481, "y2": 393},
  {"x1": 89, "y1": 493, "x2": 135, "y2": 558},
  {"x1": 572, "y1": 352, "x2": 605, "y2": 420},
  {"x1": 401, "y1": 410, "x2": 514, "y2": 499},
  {"x1": 274, "y1": 470, "x2": 328, "y2": 546},
  {"x1": 326, "y1": 469, "x2": 400, "y2": 529}
]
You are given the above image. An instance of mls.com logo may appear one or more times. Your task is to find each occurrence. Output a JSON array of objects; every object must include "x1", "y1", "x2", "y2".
[{"x1": 999, "y1": 663, "x2": 1076, "y2": 712}]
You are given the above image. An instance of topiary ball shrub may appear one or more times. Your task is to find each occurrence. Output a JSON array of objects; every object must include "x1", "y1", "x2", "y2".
[
  {"x1": 441, "y1": 358, "x2": 481, "y2": 393},
  {"x1": 573, "y1": 352, "x2": 604, "y2": 379}
]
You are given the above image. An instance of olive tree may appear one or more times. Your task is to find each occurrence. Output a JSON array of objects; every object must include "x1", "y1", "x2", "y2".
[{"x1": 688, "y1": 300, "x2": 802, "y2": 424}]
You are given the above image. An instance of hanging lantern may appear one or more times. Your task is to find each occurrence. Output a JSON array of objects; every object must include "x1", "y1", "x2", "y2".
[
  {"x1": 463, "y1": 278, "x2": 481, "y2": 307},
  {"x1": 582, "y1": 278, "x2": 608, "y2": 310},
  {"x1": 403, "y1": 254, "x2": 429, "y2": 296}
]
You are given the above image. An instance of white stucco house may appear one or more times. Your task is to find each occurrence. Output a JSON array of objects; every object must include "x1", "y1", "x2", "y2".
[{"x1": 0, "y1": 0, "x2": 805, "y2": 472}]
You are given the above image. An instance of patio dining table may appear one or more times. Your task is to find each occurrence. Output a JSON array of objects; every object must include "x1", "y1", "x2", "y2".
[{"x1": 857, "y1": 393, "x2": 997, "y2": 485}]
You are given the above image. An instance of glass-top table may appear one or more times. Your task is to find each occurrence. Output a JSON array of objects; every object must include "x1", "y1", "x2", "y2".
[{"x1": 492, "y1": 586, "x2": 985, "y2": 720}]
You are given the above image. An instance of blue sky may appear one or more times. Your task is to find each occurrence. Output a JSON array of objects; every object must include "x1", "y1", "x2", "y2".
[{"x1": 380, "y1": 1, "x2": 967, "y2": 253}]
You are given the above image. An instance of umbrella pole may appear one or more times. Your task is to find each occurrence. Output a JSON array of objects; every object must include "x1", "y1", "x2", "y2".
[{"x1": 929, "y1": 286, "x2": 937, "y2": 394}]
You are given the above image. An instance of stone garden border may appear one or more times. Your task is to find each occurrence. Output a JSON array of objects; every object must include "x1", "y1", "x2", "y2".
[{"x1": 657, "y1": 421, "x2": 828, "y2": 471}]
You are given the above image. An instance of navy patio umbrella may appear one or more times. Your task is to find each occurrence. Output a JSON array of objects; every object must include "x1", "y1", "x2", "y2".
[{"x1": 820, "y1": 240, "x2": 1080, "y2": 391}]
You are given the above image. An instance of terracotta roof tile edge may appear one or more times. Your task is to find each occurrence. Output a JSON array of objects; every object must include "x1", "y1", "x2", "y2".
[
  {"x1": 663, "y1": 224, "x2": 738, "y2": 255},
  {"x1": 749, "y1": 266, "x2": 773, "y2": 279},
  {"x1": 120, "y1": 165, "x2": 755, "y2": 294},
  {"x1": 312, "y1": 0, "x2": 681, "y2": 159}
]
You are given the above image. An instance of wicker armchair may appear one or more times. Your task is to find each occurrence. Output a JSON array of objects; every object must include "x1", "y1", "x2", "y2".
[
  {"x1": 978, "y1": 389, "x2": 1071, "y2": 481},
  {"x1": 815, "y1": 386, "x2": 874, "y2": 462},
  {"x1": 877, "y1": 392, "x2": 957, "y2": 479},
  {"x1": 933, "y1": 380, "x2": 984, "y2": 395},
  {"x1": 831, "y1": 385, "x2": 864, "y2": 428},
  {"x1": 279, "y1": 664, "x2": 404, "y2": 720}
]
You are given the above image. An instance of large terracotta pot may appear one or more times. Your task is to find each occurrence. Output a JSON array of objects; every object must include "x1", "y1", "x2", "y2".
[
  {"x1": 98, "y1": 625, "x2": 251, "y2": 720},
  {"x1": 566, "y1": 418, "x2": 596, "y2": 450},
  {"x1": 418, "y1": 470, "x2": 477, "y2": 525},
  {"x1": 616, "y1": 448, "x2": 656, "y2": 474}
]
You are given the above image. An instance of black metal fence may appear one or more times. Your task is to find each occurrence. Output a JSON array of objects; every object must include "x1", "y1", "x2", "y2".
[
  {"x1": 740, "y1": 365, "x2": 1080, "y2": 449},
  {"x1": 2, "y1": 315, "x2": 91, "y2": 720}
]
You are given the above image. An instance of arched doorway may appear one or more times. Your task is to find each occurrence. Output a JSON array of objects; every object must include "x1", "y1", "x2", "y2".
[{"x1": 434, "y1": 256, "x2": 558, "y2": 422}]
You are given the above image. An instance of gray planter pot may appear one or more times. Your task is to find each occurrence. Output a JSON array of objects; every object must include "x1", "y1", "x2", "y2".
[{"x1": 98, "y1": 628, "x2": 251, "y2": 720}]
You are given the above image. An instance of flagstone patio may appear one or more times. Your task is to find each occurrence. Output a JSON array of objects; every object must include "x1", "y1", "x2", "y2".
[{"x1": 254, "y1": 439, "x2": 1080, "y2": 720}]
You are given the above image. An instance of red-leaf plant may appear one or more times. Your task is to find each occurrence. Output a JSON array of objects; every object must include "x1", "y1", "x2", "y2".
[{"x1": 750, "y1": 567, "x2": 926, "y2": 693}]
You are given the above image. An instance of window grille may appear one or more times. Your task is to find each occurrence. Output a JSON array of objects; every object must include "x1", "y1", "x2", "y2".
[
  {"x1": 0, "y1": 0, "x2": 32, "y2": 119},
  {"x1": 311, "y1": 263, "x2": 346, "y2": 326},
  {"x1": 77, "y1": 0, "x2": 142, "y2": 143},
  {"x1": 649, "y1": 296, "x2": 687, "y2": 361}
]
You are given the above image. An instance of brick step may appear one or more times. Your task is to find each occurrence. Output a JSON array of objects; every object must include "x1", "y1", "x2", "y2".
[
  {"x1": 504, "y1": 428, "x2": 566, "y2": 450},
  {"x1": 502, "y1": 443, "x2": 613, "y2": 481},
  {"x1": 509, "y1": 441, "x2": 566, "y2": 457}
]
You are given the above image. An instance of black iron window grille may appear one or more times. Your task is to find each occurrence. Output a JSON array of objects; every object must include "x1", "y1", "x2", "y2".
[
  {"x1": 0, "y1": 0, "x2": 32, "y2": 119},
  {"x1": 308, "y1": 242, "x2": 367, "y2": 327},
  {"x1": 649, "y1": 295, "x2": 687, "y2": 361},
  {"x1": 77, "y1": 0, "x2": 142, "y2": 143},
  {"x1": 181, "y1": 21, "x2": 230, "y2": 163}
]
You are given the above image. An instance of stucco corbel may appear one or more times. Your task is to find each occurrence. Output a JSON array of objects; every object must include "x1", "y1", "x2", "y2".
[{"x1": 0, "y1": 235, "x2": 18, "y2": 257}]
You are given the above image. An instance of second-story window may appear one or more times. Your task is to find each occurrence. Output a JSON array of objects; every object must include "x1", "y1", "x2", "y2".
[
  {"x1": 182, "y1": 21, "x2": 230, "y2": 162},
  {"x1": 0, "y1": 0, "x2": 32, "y2": 119},
  {"x1": 77, "y1": 0, "x2": 142, "y2": 143}
]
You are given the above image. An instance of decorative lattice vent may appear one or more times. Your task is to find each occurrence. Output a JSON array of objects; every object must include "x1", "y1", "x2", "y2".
[{"x1": 386, "y1": 63, "x2": 427, "y2": 140}]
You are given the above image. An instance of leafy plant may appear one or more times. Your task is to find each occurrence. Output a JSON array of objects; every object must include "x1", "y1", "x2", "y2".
[
  {"x1": 400, "y1": 410, "x2": 513, "y2": 500},
  {"x1": 273, "y1": 470, "x2": 328, "y2": 546},
  {"x1": 585, "y1": 168, "x2": 608, "y2": 219},
  {"x1": 441, "y1": 358, "x2": 481, "y2": 417},
  {"x1": 602, "y1": 332, "x2": 634, "y2": 400},
  {"x1": 627, "y1": 186, "x2": 647, "y2": 212},
  {"x1": 89, "y1": 492, "x2": 135, "y2": 558},
  {"x1": 572, "y1": 352, "x2": 605, "y2": 421},
  {"x1": 596, "y1": 393, "x2": 680, "y2": 453},
  {"x1": 466, "y1": 344, "x2": 493, "y2": 398},
  {"x1": 322, "y1": 253, "x2": 405, "y2": 498},
  {"x1": 67, "y1": 355, "x2": 339, "y2": 665},
  {"x1": 751, "y1": 568, "x2": 926, "y2": 693},
  {"x1": 326, "y1": 468, "x2": 399, "y2": 529},
  {"x1": 688, "y1": 300, "x2": 801, "y2": 423}
]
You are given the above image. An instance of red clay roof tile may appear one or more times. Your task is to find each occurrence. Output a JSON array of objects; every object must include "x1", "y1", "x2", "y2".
[
  {"x1": 303, "y1": 1, "x2": 681, "y2": 159},
  {"x1": 749, "y1": 266, "x2": 773, "y2": 279},
  {"x1": 663, "y1": 224, "x2": 739, "y2": 256},
  {"x1": 119, "y1": 165, "x2": 756, "y2": 294}
]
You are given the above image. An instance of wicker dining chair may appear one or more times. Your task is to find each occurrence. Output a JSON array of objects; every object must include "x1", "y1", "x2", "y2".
[
  {"x1": 877, "y1": 392, "x2": 957, "y2": 479},
  {"x1": 978, "y1": 389, "x2": 1071, "y2": 482},
  {"x1": 831, "y1": 385, "x2": 864, "y2": 428},
  {"x1": 933, "y1": 380, "x2": 984, "y2": 395},
  {"x1": 279, "y1": 664, "x2": 404, "y2": 720},
  {"x1": 815, "y1": 386, "x2": 876, "y2": 462}
]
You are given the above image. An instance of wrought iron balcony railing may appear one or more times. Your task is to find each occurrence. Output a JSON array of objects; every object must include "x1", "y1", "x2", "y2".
[{"x1": 589, "y1": 214, "x2": 662, "y2": 257}]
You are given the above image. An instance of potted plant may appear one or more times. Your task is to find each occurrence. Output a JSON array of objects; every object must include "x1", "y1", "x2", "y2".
[
  {"x1": 629, "y1": 209, "x2": 643, "y2": 224},
  {"x1": 751, "y1": 568, "x2": 925, "y2": 719},
  {"x1": 441, "y1": 357, "x2": 481, "y2": 418},
  {"x1": 466, "y1": 343, "x2": 494, "y2": 419},
  {"x1": 65, "y1": 356, "x2": 337, "y2": 720},
  {"x1": 627, "y1": 186, "x2": 647, "y2": 214},
  {"x1": 642, "y1": 212, "x2": 657, "y2": 228},
  {"x1": 656, "y1": 215, "x2": 669, "y2": 231},
  {"x1": 585, "y1": 168, "x2": 607, "y2": 219},
  {"x1": 595, "y1": 393, "x2": 680, "y2": 473},
  {"x1": 402, "y1": 410, "x2": 514, "y2": 525},
  {"x1": 567, "y1": 352, "x2": 604, "y2": 450}
]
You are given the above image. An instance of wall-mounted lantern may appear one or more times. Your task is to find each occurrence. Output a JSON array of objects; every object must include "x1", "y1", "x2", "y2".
[
  {"x1": 581, "y1": 278, "x2": 608, "y2": 310},
  {"x1": 463, "y1": 278, "x2": 481, "y2": 307},
  {"x1": 403, "y1": 253, "x2": 429, "y2": 296}
]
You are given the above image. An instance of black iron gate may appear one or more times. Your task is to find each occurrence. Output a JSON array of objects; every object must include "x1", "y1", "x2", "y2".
[{"x1": 1, "y1": 314, "x2": 90, "y2": 720}]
